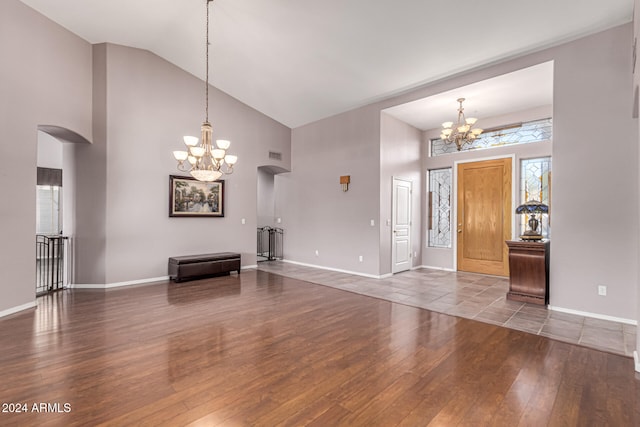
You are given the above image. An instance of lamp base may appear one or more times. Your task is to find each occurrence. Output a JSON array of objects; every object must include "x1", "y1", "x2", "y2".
[
  {"x1": 521, "y1": 214, "x2": 542, "y2": 241},
  {"x1": 520, "y1": 233, "x2": 543, "y2": 241}
]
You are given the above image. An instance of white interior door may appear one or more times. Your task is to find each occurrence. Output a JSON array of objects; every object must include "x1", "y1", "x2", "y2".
[{"x1": 392, "y1": 178, "x2": 412, "y2": 273}]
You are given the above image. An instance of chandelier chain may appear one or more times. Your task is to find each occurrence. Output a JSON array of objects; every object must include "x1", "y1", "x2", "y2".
[
  {"x1": 171, "y1": 0, "x2": 237, "y2": 183},
  {"x1": 205, "y1": 0, "x2": 212, "y2": 122}
]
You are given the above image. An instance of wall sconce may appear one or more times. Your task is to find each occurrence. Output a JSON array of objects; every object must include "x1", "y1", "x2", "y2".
[{"x1": 340, "y1": 175, "x2": 350, "y2": 192}]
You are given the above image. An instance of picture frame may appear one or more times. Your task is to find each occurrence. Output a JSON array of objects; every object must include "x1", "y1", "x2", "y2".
[{"x1": 169, "y1": 175, "x2": 224, "y2": 217}]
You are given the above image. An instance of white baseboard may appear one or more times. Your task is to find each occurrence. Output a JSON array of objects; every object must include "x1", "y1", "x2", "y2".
[
  {"x1": 242, "y1": 264, "x2": 258, "y2": 270},
  {"x1": 69, "y1": 276, "x2": 170, "y2": 290},
  {"x1": 69, "y1": 268, "x2": 251, "y2": 290},
  {"x1": 276, "y1": 259, "x2": 433, "y2": 279},
  {"x1": 0, "y1": 301, "x2": 36, "y2": 319},
  {"x1": 281, "y1": 259, "x2": 386, "y2": 279},
  {"x1": 634, "y1": 351, "x2": 640, "y2": 372},
  {"x1": 548, "y1": 305, "x2": 637, "y2": 326}
]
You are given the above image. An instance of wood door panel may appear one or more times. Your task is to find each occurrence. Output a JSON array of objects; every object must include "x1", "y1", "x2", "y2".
[
  {"x1": 457, "y1": 158, "x2": 511, "y2": 276},
  {"x1": 462, "y1": 165, "x2": 504, "y2": 262}
]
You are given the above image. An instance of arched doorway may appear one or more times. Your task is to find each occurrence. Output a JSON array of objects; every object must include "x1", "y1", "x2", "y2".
[
  {"x1": 36, "y1": 125, "x2": 91, "y2": 294},
  {"x1": 257, "y1": 165, "x2": 289, "y2": 262}
]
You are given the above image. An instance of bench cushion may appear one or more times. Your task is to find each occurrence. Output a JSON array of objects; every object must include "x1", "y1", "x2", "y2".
[
  {"x1": 169, "y1": 252, "x2": 241, "y2": 265},
  {"x1": 168, "y1": 252, "x2": 241, "y2": 282}
]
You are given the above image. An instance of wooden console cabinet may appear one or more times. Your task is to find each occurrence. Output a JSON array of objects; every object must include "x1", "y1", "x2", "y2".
[{"x1": 506, "y1": 240, "x2": 549, "y2": 305}]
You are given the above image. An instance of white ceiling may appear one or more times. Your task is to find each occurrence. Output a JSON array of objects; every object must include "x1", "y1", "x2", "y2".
[
  {"x1": 19, "y1": 0, "x2": 633, "y2": 128},
  {"x1": 384, "y1": 61, "x2": 554, "y2": 131}
]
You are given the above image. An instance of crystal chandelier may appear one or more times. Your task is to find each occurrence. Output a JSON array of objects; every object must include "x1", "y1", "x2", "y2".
[
  {"x1": 440, "y1": 98, "x2": 483, "y2": 151},
  {"x1": 173, "y1": 0, "x2": 237, "y2": 182}
]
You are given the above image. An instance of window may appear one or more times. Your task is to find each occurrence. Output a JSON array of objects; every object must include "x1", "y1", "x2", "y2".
[
  {"x1": 430, "y1": 118, "x2": 552, "y2": 156},
  {"x1": 36, "y1": 167, "x2": 62, "y2": 235},
  {"x1": 520, "y1": 157, "x2": 551, "y2": 238},
  {"x1": 428, "y1": 168, "x2": 452, "y2": 248},
  {"x1": 36, "y1": 186, "x2": 61, "y2": 235}
]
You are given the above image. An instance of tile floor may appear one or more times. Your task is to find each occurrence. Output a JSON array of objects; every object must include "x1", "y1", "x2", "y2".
[{"x1": 256, "y1": 261, "x2": 637, "y2": 358}]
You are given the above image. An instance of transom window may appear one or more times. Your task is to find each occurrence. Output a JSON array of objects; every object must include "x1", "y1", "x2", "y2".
[{"x1": 430, "y1": 118, "x2": 552, "y2": 156}]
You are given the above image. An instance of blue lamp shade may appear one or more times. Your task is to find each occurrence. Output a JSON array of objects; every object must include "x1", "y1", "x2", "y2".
[
  {"x1": 515, "y1": 200, "x2": 549, "y2": 215},
  {"x1": 515, "y1": 200, "x2": 548, "y2": 240}
]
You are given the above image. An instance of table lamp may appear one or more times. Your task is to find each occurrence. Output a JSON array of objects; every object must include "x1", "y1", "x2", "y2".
[{"x1": 515, "y1": 200, "x2": 548, "y2": 241}]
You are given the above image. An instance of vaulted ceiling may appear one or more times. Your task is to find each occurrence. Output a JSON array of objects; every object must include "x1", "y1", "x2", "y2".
[{"x1": 19, "y1": 0, "x2": 633, "y2": 128}]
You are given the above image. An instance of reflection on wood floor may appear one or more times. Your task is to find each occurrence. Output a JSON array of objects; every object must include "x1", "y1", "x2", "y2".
[
  {"x1": 1, "y1": 269, "x2": 638, "y2": 425},
  {"x1": 258, "y1": 261, "x2": 636, "y2": 357}
]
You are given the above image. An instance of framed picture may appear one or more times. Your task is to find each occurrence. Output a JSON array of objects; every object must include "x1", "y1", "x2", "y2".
[{"x1": 169, "y1": 175, "x2": 224, "y2": 217}]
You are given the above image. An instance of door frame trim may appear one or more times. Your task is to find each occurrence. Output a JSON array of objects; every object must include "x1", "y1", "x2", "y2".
[{"x1": 452, "y1": 154, "x2": 516, "y2": 272}]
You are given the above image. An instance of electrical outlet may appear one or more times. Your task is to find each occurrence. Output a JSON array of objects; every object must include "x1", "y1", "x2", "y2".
[
  {"x1": 315, "y1": 250, "x2": 319, "y2": 256},
  {"x1": 359, "y1": 255, "x2": 363, "y2": 262},
  {"x1": 598, "y1": 285, "x2": 607, "y2": 296}
]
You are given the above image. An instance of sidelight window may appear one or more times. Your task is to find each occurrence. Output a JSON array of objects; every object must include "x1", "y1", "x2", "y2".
[
  {"x1": 427, "y1": 168, "x2": 452, "y2": 248},
  {"x1": 520, "y1": 157, "x2": 551, "y2": 238}
]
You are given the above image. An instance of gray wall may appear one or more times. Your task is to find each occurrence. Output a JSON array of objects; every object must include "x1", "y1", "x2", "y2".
[
  {"x1": 281, "y1": 105, "x2": 382, "y2": 275},
  {"x1": 1, "y1": 1, "x2": 290, "y2": 305},
  {"x1": 379, "y1": 113, "x2": 422, "y2": 275},
  {"x1": 281, "y1": 24, "x2": 638, "y2": 321},
  {"x1": 2, "y1": 0, "x2": 638, "y2": 327},
  {"x1": 421, "y1": 106, "x2": 553, "y2": 271},
  {"x1": 0, "y1": 0, "x2": 92, "y2": 314},
  {"x1": 74, "y1": 43, "x2": 291, "y2": 284},
  {"x1": 550, "y1": 26, "x2": 637, "y2": 320},
  {"x1": 37, "y1": 132, "x2": 63, "y2": 169},
  {"x1": 634, "y1": 0, "x2": 640, "y2": 366},
  {"x1": 72, "y1": 43, "x2": 108, "y2": 284}
]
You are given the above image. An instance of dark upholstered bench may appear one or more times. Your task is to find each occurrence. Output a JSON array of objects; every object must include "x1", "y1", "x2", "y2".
[{"x1": 168, "y1": 252, "x2": 241, "y2": 282}]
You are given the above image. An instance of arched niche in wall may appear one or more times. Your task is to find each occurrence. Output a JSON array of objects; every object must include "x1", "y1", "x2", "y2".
[
  {"x1": 36, "y1": 124, "x2": 91, "y2": 237},
  {"x1": 38, "y1": 125, "x2": 91, "y2": 145},
  {"x1": 257, "y1": 165, "x2": 289, "y2": 229},
  {"x1": 257, "y1": 164, "x2": 289, "y2": 262}
]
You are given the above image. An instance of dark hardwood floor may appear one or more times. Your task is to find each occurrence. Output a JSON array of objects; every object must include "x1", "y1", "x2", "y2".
[{"x1": 1, "y1": 270, "x2": 638, "y2": 426}]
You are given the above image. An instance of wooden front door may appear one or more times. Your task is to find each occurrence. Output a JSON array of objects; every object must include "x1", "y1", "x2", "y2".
[{"x1": 457, "y1": 158, "x2": 511, "y2": 276}]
